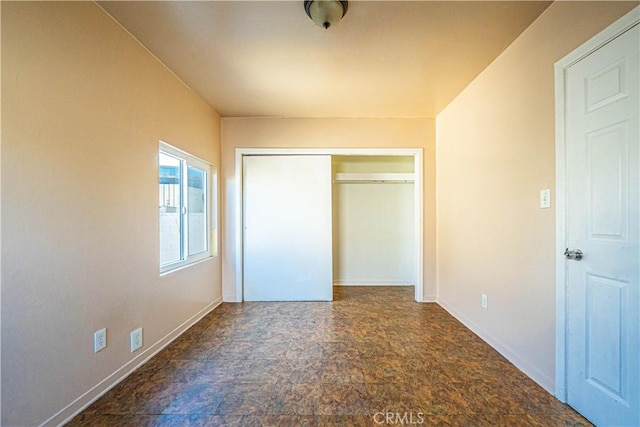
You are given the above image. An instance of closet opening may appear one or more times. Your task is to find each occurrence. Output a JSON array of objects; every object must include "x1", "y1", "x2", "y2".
[
  {"x1": 235, "y1": 148, "x2": 424, "y2": 303},
  {"x1": 332, "y1": 156, "x2": 415, "y2": 298}
]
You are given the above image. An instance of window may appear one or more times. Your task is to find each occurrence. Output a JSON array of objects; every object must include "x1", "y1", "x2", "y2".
[{"x1": 159, "y1": 142, "x2": 215, "y2": 273}]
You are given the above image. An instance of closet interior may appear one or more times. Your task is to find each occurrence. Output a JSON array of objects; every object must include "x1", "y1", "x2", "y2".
[{"x1": 332, "y1": 155, "x2": 415, "y2": 288}]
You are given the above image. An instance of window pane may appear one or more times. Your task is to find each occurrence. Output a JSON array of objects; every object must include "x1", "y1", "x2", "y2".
[
  {"x1": 188, "y1": 166, "x2": 207, "y2": 256},
  {"x1": 159, "y1": 152, "x2": 182, "y2": 266}
]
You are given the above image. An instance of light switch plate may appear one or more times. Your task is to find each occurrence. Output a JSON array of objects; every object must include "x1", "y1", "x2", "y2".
[{"x1": 540, "y1": 189, "x2": 551, "y2": 209}]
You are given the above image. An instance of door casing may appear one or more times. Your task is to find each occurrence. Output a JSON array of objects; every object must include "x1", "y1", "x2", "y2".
[
  {"x1": 234, "y1": 148, "x2": 425, "y2": 302},
  {"x1": 554, "y1": 6, "x2": 640, "y2": 402}
]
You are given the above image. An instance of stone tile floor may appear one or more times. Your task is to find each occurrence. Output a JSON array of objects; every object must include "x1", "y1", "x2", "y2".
[{"x1": 68, "y1": 287, "x2": 590, "y2": 426}]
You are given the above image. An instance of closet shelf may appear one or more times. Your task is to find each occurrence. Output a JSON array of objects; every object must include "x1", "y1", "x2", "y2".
[{"x1": 334, "y1": 173, "x2": 414, "y2": 183}]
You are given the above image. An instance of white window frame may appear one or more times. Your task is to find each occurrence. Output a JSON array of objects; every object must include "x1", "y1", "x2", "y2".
[{"x1": 159, "y1": 141, "x2": 214, "y2": 274}]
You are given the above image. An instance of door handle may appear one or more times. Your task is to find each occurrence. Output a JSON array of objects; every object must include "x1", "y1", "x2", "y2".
[{"x1": 564, "y1": 248, "x2": 583, "y2": 261}]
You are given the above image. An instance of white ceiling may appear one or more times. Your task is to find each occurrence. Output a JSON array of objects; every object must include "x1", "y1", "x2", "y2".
[{"x1": 99, "y1": 1, "x2": 551, "y2": 118}]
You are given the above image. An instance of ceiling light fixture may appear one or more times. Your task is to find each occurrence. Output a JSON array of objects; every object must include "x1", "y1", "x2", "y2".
[{"x1": 304, "y1": 0, "x2": 348, "y2": 30}]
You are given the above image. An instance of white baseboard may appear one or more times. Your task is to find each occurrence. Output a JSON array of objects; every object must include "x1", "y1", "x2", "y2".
[
  {"x1": 223, "y1": 293, "x2": 241, "y2": 302},
  {"x1": 45, "y1": 298, "x2": 222, "y2": 427},
  {"x1": 423, "y1": 294, "x2": 437, "y2": 302},
  {"x1": 437, "y1": 297, "x2": 555, "y2": 394},
  {"x1": 333, "y1": 281, "x2": 414, "y2": 286}
]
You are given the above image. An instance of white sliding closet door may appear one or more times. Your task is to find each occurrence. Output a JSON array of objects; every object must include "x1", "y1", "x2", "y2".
[{"x1": 243, "y1": 155, "x2": 333, "y2": 301}]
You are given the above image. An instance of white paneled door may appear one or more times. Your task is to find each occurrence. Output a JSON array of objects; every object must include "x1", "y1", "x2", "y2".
[
  {"x1": 565, "y1": 24, "x2": 639, "y2": 426},
  {"x1": 243, "y1": 155, "x2": 333, "y2": 301}
]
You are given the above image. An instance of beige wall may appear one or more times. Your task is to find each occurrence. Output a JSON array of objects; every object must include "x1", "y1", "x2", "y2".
[
  {"x1": 221, "y1": 118, "x2": 436, "y2": 301},
  {"x1": 0, "y1": 3, "x2": 3, "y2": 425},
  {"x1": 436, "y1": 1, "x2": 637, "y2": 393},
  {"x1": 1, "y1": 3, "x2": 221, "y2": 426}
]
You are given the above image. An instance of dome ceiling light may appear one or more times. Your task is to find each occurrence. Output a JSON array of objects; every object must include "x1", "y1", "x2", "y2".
[{"x1": 304, "y1": 0, "x2": 348, "y2": 30}]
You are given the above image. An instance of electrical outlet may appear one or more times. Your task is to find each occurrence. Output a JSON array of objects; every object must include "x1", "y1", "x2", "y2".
[
  {"x1": 481, "y1": 294, "x2": 488, "y2": 310},
  {"x1": 130, "y1": 328, "x2": 143, "y2": 353},
  {"x1": 94, "y1": 328, "x2": 107, "y2": 353}
]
